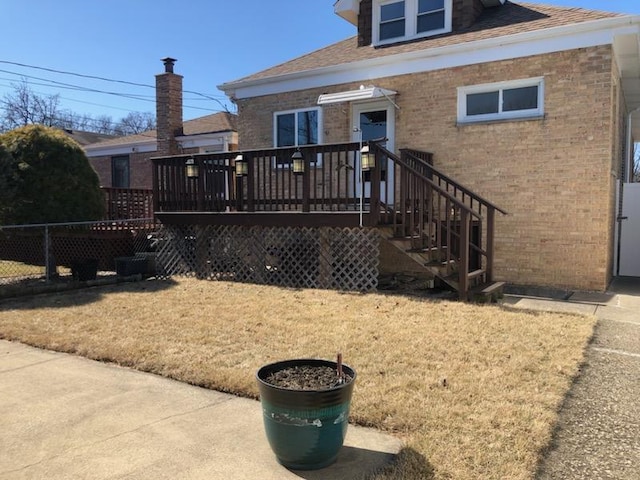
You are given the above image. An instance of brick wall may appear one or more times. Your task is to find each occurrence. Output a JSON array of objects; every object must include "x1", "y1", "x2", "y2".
[
  {"x1": 357, "y1": 0, "x2": 484, "y2": 47},
  {"x1": 156, "y1": 70, "x2": 183, "y2": 157},
  {"x1": 358, "y1": 0, "x2": 373, "y2": 47},
  {"x1": 236, "y1": 45, "x2": 619, "y2": 291},
  {"x1": 89, "y1": 151, "x2": 156, "y2": 189},
  {"x1": 452, "y1": 0, "x2": 485, "y2": 30}
]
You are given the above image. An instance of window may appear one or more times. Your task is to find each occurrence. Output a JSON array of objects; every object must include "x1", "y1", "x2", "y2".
[
  {"x1": 457, "y1": 78, "x2": 545, "y2": 124},
  {"x1": 111, "y1": 155, "x2": 130, "y2": 188},
  {"x1": 380, "y1": 1, "x2": 405, "y2": 41},
  {"x1": 274, "y1": 108, "x2": 321, "y2": 167},
  {"x1": 417, "y1": 0, "x2": 446, "y2": 34},
  {"x1": 374, "y1": 0, "x2": 451, "y2": 45}
]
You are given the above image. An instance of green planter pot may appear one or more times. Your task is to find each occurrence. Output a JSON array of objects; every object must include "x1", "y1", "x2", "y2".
[{"x1": 256, "y1": 359, "x2": 356, "y2": 470}]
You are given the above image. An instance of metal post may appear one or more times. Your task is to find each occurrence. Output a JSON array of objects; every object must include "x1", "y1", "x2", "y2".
[{"x1": 44, "y1": 224, "x2": 50, "y2": 283}]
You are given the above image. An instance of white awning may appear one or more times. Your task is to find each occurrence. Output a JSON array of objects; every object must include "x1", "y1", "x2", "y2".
[{"x1": 317, "y1": 86, "x2": 398, "y2": 106}]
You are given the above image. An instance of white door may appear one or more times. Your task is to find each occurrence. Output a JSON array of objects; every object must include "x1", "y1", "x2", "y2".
[
  {"x1": 352, "y1": 100, "x2": 395, "y2": 204},
  {"x1": 619, "y1": 182, "x2": 640, "y2": 276}
]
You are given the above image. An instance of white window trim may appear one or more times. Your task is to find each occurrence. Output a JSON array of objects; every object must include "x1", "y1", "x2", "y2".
[
  {"x1": 373, "y1": 0, "x2": 452, "y2": 46},
  {"x1": 273, "y1": 107, "x2": 323, "y2": 169},
  {"x1": 457, "y1": 77, "x2": 545, "y2": 124}
]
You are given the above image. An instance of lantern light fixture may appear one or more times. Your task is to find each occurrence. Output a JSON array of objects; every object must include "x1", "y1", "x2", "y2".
[
  {"x1": 360, "y1": 145, "x2": 375, "y2": 171},
  {"x1": 185, "y1": 157, "x2": 199, "y2": 178},
  {"x1": 291, "y1": 149, "x2": 305, "y2": 175},
  {"x1": 235, "y1": 154, "x2": 248, "y2": 176}
]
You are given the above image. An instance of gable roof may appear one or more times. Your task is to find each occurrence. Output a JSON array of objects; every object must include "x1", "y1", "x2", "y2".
[
  {"x1": 85, "y1": 112, "x2": 237, "y2": 150},
  {"x1": 61, "y1": 129, "x2": 118, "y2": 146},
  {"x1": 220, "y1": 1, "x2": 626, "y2": 97}
]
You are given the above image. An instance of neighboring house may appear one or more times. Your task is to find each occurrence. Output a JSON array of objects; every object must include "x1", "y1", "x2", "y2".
[
  {"x1": 201, "y1": 0, "x2": 640, "y2": 292},
  {"x1": 85, "y1": 59, "x2": 238, "y2": 190},
  {"x1": 61, "y1": 129, "x2": 118, "y2": 147}
]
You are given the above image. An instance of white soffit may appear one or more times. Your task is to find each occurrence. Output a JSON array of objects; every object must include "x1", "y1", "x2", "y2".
[
  {"x1": 334, "y1": 0, "x2": 359, "y2": 26},
  {"x1": 318, "y1": 86, "x2": 397, "y2": 105}
]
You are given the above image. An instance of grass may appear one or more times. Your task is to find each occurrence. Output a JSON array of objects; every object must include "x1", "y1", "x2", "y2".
[
  {"x1": 0, "y1": 260, "x2": 44, "y2": 278},
  {"x1": 0, "y1": 278, "x2": 595, "y2": 479}
]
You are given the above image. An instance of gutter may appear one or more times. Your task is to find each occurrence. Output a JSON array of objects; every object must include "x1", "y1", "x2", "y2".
[{"x1": 219, "y1": 15, "x2": 640, "y2": 99}]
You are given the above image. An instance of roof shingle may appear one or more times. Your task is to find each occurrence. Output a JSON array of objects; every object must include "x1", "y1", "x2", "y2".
[
  {"x1": 226, "y1": 2, "x2": 621, "y2": 85},
  {"x1": 86, "y1": 112, "x2": 237, "y2": 148}
]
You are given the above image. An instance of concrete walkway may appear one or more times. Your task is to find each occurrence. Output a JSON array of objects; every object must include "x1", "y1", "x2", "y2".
[
  {"x1": 0, "y1": 342, "x2": 401, "y2": 480},
  {"x1": 504, "y1": 277, "x2": 640, "y2": 480}
]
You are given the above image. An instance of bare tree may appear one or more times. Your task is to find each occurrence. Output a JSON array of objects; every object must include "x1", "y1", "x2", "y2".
[
  {"x1": 114, "y1": 111, "x2": 156, "y2": 135},
  {"x1": 1, "y1": 79, "x2": 62, "y2": 131},
  {"x1": 1, "y1": 80, "x2": 155, "y2": 137},
  {"x1": 93, "y1": 115, "x2": 115, "y2": 134}
]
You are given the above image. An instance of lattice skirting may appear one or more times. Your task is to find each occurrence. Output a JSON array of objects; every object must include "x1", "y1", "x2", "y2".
[{"x1": 155, "y1": 225, "x2": 380, "y2": 291}]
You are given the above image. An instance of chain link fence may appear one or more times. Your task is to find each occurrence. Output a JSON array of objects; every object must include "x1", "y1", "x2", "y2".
[{"x1": 0, "y1": 219, "x2": 158, "y2": 288}]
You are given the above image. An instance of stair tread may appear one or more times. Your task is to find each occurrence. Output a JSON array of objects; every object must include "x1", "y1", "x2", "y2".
[{"x1": 473, "y1": 281, "x2": 506, "y2": 295}]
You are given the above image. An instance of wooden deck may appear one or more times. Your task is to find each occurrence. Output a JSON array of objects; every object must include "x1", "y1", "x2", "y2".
[{"x1": 151, "y1": 142, "x2": 507, "y2": 299}]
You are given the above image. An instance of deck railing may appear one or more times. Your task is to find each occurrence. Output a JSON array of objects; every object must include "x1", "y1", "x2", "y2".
[
  {"x1": 102, "y1": 187, "x2": 154, "y2": 220},
  {"x1": 152, "y1": 143, "x2": 366, "y2": 215}
]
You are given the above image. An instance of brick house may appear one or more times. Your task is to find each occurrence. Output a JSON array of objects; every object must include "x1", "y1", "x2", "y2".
[
  {"x1": 194, "y1": 0, "x2": 640, "y2": 293},
  {"x1": 86, "y1": 59, "x2": 238, "y2": 190}
]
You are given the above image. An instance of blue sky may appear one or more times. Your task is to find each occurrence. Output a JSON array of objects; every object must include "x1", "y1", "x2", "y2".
[{"x1": 1, "y1": 1, "x2": 639, "y2": 122}]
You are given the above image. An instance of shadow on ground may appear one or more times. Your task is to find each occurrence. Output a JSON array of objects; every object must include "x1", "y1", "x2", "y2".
[
  {"x1": 360, "y1": 447, "x2": 435, "y2": 480},
  {"x1": 0, "y1": 278, "x2": 179, "y2": 310}
]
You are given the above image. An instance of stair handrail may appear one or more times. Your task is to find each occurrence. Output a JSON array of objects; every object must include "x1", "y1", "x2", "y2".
[
  {"x1": 371, "y1": 142, "x2": 504, "y2": 300},
  {"x1": 401, "y1": 149, "x2": 508, "y2": 215},
  {"x1": 373, "y1": 143, "x2": 480, "y2": 220}
]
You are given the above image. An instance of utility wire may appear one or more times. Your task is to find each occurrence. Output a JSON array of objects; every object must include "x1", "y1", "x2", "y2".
[
  {"x1": 0, "y1": 73, "x2": 226, "y2": 113},
  {"x1": 0, "y1": 60, "x2": 231, "y2": 111}
]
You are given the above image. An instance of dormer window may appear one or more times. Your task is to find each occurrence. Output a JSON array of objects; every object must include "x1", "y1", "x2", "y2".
[{"x1": 374, "y1": 0, "x2": 452, "y2": 45}]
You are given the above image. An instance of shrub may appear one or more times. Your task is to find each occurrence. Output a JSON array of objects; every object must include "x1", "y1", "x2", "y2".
[{"x1": 0, "y1": 125, "x2": 105, "y2": 225}]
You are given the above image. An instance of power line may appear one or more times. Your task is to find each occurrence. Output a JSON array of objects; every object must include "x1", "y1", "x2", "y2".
[
  {"x1": 0, "y1": 59, "x2": 230, "y2": 109},
  {"x1": 0, "y1": 72, "x2": 227, "y2": 113}
]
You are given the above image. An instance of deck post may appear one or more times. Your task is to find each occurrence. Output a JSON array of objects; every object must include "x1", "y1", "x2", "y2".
[
  {"x1": 369, "y1": 146, "x2": 381, "y2": 226},
  {"x1": 302, "y1": 154, "x2": 311, "y2": 213},
  {"x1": 246, "y1": 153, "x2": 255, "y2": 212},
  {"x1": 458, "y1": 209, "x2": 470, "y2": 301},
  {"x1": 152, "y1": 163, "x2": 159, "y2": 214},
  {"x1": 486, "y1": 207, "x2": 495, "y2": 283}
]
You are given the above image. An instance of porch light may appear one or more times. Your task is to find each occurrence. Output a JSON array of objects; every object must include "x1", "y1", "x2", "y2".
[
  {"x1": 292, "y1": 149, "x2": 305, "y2": 175},
  {"x1": 185, "y1": 157, "x2": 199, "y2": 178},
  {"x1": 235, "y1": 154, "x2": 247, "y2": 176},
  {"x1": 361, "y1": 145, "x2": 375, "y2": 171}
]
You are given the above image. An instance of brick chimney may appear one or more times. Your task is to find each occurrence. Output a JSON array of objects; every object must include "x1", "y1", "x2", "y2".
[{"x1": 156, "y1": 57, "x2": 183, "y2": 156}]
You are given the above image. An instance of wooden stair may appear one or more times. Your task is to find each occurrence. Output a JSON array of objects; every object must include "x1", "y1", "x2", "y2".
[
  {"x1": 371, "y1": 144, "x2": 507, "y2": 301},
  {"x1": 379, "y1": 227, "x2": 505, "y2": 302}
]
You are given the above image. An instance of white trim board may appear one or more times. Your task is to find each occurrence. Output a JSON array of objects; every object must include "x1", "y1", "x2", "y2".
[{"x1": 220, "y1": 16, "x2": 640, "y2": 100}]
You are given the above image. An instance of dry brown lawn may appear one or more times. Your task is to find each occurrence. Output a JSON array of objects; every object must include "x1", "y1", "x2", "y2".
[{"x1": 0, "y1": 278, "x2": 595, "y2": 479}]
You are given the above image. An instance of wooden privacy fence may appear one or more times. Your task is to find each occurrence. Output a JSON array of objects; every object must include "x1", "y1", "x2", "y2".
[{"x1": 102, "y1": 187, "x2": 154, "y2": 220}]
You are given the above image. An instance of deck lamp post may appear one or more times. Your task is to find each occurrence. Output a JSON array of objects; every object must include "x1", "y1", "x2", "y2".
[
  {"x1": 360, "y1": 145, "x2": 375, "y2": 171},
  {"x1": 185, "y1": 157, "x2": 199, "y2": 178},
  {"x1": 292, "y1": 149, "x2": 305, "y2": 175},
  {"x1": 235, "y1": 154, "x2": 248, "y2": 176}
]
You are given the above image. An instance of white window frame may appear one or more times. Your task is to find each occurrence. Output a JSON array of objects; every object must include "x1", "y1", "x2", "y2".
[
  {"x1": 373, "y1": 0, "x2": 452, "y2": 46},
  {"x1": 273, "y1": 107, "x2": 323, "y2": 169},
  {"x1": 457, "y1": 77, "x2": 545, "y2": 124}
]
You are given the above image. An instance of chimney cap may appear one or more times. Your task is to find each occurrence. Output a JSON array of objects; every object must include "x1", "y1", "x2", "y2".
[{"x1": 161, "y1": 57, "x2": 177, "y2": 73}]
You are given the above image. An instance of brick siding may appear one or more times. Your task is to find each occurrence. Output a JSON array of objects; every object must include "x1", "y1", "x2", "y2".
[
  {"x1": 236, "y1": 45, "x2": 622, "y2": 291},
  {"x1": 156, "y1": 72, "x2": 183, "y2": 157},
  {"x1": 89, "y1": 152, "x2": 156, "y2": 190}
]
